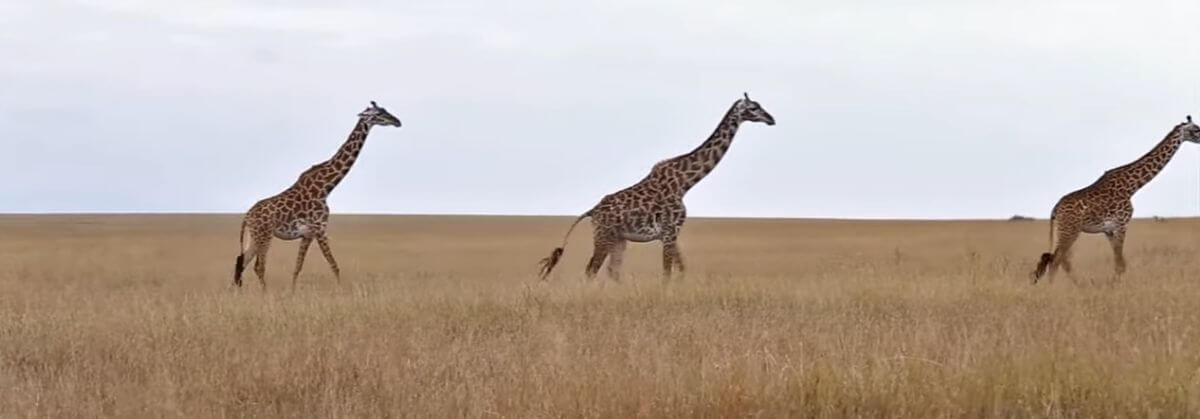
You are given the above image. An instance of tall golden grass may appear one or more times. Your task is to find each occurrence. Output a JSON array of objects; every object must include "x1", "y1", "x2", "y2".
[{"x1": 3, "y1": 214, "x2": 1200, "y2": 417}]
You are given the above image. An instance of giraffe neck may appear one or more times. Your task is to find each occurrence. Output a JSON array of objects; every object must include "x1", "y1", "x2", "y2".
[
  {"x1": 1107, "y1": 125, "x2": 1186, "y2": 195},
  {"x1": 304, "y1": 118, "x2": 372, "y2": 199},
  {"x1": 673, "y1": 104, "x2": 743, "y2": 193}
]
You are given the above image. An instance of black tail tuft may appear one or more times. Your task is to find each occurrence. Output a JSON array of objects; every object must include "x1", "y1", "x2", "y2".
[
  {"x1": 538, "y1": 248, "x2": 565, "y2": 280},
  {"x1": 1032, "y1": 253, "x2": 1054, "y2": 283},
  {"x1": 233, "y1": 254, "x2": 245, "y2": 287}
]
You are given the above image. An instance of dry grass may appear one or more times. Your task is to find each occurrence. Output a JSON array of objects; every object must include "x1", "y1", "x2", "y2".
[{"x1": 3, "y1": 214, "x2": 1200, "y2": 417}]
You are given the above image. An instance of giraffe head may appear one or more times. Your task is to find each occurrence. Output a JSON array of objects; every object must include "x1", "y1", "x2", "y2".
[
  {"x1": 1179, "y1": 115, "x2": 1200, "y2": 143},
  {"x1": 736, "y1": 92, "x2": 775, "y2": 126},
  {"x1": 357, "y1": 101, "x2": 402, "y2": 127}
]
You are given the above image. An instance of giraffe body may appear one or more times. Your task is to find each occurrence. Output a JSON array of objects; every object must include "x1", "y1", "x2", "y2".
[
  {"x1": 1033, "y1": 116, "x2": 1200, "y2": 283},
  {"x1": 539, "y1": 93, "x2": 775, "y2": 280},
  {"x1": 233, "y1": 102, "x2": 401, "y2": 290}
]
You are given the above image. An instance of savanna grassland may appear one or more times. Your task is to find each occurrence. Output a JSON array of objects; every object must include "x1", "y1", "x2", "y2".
[{"x1": 3, "y1": 214, "x2": 1200, "y2": 418}]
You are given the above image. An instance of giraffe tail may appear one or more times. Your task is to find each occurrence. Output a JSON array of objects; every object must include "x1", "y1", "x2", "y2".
[
  {"x1": 1032, "y1": 214, "x2": 1057, "y2": 282},
  {"x1": 233, "y1": 219, "x2": 247, "y2": 287},
  {"x1": 1033, "y1": 253, "x2": 1054, "y2": 280},
  {"x1": 538, "y1": 210, "x2": 592, "y2": 280}
]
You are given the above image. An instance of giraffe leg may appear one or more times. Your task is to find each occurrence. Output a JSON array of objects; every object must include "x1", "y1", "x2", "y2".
[
  {"x1": 316, "y1": 235, "x2": 341, "y2": 282},
  {"x1": 253, "y1": 237, "x2": 271, "y2": 291},
  {"x1": 605, "y1": 240, "x2": 627, "y2": 281},
  {"x1": 585, "y1": 230, "x2": 616, "y2": 279},
  {"x1": 234, "y1": 245, "x2": 258, "y2": 288},
  {"x1": 664, "y1": 209, "x2": 687, "y2": 279},
  {"x1": 1044, "y1": 229, "x2": 1080, "y2": 284},
  {"x1": 292, "y1": 237, "x2": 313, "y2": 290},
  {"x1": 661, "y1": 240, "x2": 683, "y2": 279},
  {"x1": 1106, "y1": 227, "x2": 1127, "y2": 276},
  {"x1": 234, "y1": 226, "x2": 268, "y2": 287},
  {"x1": 584, "y1": 246, "x2": 611, "y2": 280},
  {"x1": 671, "y1": 243, "x2": 685, "y2": 274}
]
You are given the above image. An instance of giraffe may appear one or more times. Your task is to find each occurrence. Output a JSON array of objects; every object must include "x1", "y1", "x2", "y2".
[
  {"x1": 1032, "y1": 115, "x2": 1200, "y2": 283},
  {"x1": 233, "y1": 101, "x2": 402, "y2": 290},
  {"x1": 538, "y1": 93, "x2": 775, "y2": 281}
]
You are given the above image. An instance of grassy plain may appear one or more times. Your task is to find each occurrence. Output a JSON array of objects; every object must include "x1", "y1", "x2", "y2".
[{"x1": 3, "y1": 214, "x2": 1200, "y2": 417}]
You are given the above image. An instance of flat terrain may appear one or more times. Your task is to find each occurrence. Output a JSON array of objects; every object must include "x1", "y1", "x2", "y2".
[{"x1": 3, "y1": 215, "x2": 1200, "y2": 417}]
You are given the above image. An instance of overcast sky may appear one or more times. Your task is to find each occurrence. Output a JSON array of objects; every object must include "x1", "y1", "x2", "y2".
[{"x1": 2, "y1": 1, "x2": 1199, "y2": 218}]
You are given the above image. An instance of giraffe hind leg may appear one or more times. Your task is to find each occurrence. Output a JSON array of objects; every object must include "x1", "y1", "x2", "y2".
[
  {"x1": 234, "y1": 252, "x2": 250, "y2": 287},
  {"x1": 1034, "y1": 225, "x2": 1079, "y2": 285},
  {"x1": 605, "y1": 240, "x2": 626, "y2": 281},
  {"x1": 584, "y1": 247, "x2": 609, "y2": 280},
  {"x1": 585, "y1": 230, "x2": 616, "y2": 280},
  {"x1": 1046, "y1": 229, "x2": 1080, "y2": 285},
  {"x1": 235, "y1": 232, "x2": 265, "y2": 288},
  {"x1": 252, "y1": 237, "x2": 271, "y2": 291}
]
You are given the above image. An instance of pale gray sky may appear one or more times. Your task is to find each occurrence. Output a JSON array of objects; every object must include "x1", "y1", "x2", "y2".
[{"x1": 2, "y1": 0, "x2": 1199, "y2": 218}]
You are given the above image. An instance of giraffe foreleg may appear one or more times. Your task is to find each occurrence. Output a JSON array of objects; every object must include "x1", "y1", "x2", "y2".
[
  {"x1": 665, "y1": 210, "x2": 687, "y2": 279},
  {"x1": 316, "y1": 235, "x2": 341, "y2": 282},
  {"x1": 661, "y1": 240, "x2": 683, "y2": 279},
  {"x1": 1106, "y1": 227, "x2": 1127, "y2": 276},
  {"x1": 292, "y1": 237, "x2": 313, "y2": 290},
  {"x1": 671, "y1": 243, "x2": 685, "y2": 273}
]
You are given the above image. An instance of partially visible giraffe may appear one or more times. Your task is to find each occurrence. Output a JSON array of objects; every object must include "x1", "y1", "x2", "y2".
[
  {"x1": 233, "y1": 101, "x2": 402, "y2": 290},
  {"x1": 1032, "y1": 115, "x2": 1200, "y2": 283},
  {"x1": 538, "y1": 93, "x2": 775, "y2": 281}
]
